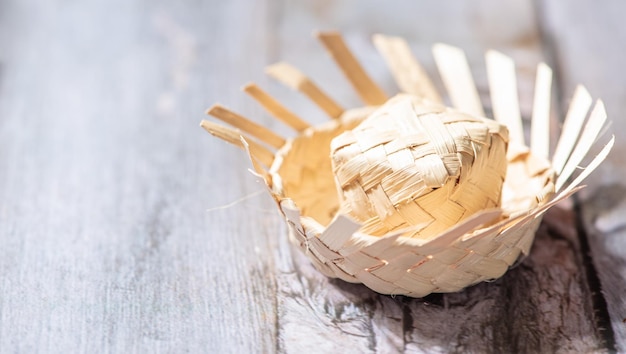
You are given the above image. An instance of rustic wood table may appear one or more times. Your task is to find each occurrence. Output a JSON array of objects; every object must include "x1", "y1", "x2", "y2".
[{"x1": 1, "y1": 0, "x2": 625, "y2": 353}]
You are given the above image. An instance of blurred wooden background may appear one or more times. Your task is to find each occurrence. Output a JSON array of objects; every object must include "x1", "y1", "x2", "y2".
[{"x1": 0, "y1": 0, "x2": 625, "y2": 352}]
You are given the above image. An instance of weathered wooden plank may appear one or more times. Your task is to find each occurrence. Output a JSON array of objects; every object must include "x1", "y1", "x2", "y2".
[
  {"x1": 0, "y1": 0, "x2": 281, "y2": 352},
  {"x1": 0, "y1": 0, "x2": 619, "y2": 352},
  {"x1": 274, "y1": 208, "x2": 604, "y2": 353},
  {"x1": 539, "y1": 0, "x2": 626, "y2": 351},
  {"x1": 270, "y1": 1, "x2": 608, "y2": 352}
]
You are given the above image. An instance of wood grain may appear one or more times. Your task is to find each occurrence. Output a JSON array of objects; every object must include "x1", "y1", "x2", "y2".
[
  {"x1": 0, "y1": 0, "x2": 281, "y2": 352},
  {"x1": 275, "y1": 208, "x2": 604, "y2": 353},
  {"x1": 0, "y1": 0, "x2": 622, "y2": 352},
  {"x1": 538, "y1": 0, "x2": 626, "y2": 350}
]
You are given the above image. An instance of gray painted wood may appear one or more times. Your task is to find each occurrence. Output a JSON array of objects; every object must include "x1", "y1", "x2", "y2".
[
  {"x1": 538, "y1": 0, "x2": 626, "y2": 351},
  {"x1": 0, "y1": 0, "x2": 280, "y2": 352},
  {"x1": 0, "y1": 0, "x2": 621, "y2": 352}
]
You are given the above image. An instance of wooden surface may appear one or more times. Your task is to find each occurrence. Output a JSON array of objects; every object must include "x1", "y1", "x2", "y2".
[{"x1": 0, "y1": 0, "x2": 624, "y2": 352}]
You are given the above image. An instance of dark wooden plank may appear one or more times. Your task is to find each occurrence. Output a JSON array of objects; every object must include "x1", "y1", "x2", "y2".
[
  {"x1": 274, "y1": 208, "x2": 604, "y2": 353},
  {"x1": 538, "y1": 0, "x2": 626, "y2": 351},
  {"x1": 268, "y1": 1, "x2": 607, "y2": 352}
]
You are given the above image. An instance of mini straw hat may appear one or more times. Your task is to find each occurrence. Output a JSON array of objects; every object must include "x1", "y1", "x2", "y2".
[{"x1": 201, "y1": 32, "x2": 614, "y2": 297}]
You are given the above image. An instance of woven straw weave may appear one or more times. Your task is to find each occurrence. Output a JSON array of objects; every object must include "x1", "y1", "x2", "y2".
[
  {"x1": 331, "y1": 94, "x2": 509, "y2": 238},
  {"x1": 201, "y1": 32, "x2": 614, "y2": 297}
]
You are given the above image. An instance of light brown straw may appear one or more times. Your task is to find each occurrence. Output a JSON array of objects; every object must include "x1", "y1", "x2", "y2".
[
  {"x1": 531, "y1": 63, "x2": 552, "y2": 160},
  {"x1": 551, "y1": 85, "x2": 592, "y2": 174},
  {"x1": 265, "y1": 62, "x2": 344, "y2": 119},
  {"x1": 242, "y1": 82, "x2": 310, "y2": 132},
  {"x1": 373, "y1": 34, "x2": 442, "y2": 104},
  {"x1": 317, "y1": 31, "x2": 388, "y2": 106},
  {"x1": 201, "y1": 32, "x2": 613, "y2": 297},
  {"x1": 433, "y1": 43, "x2": 486, "y2": 117},
  {"x1": 206, "y1": 104, "x2": 285, "y2": 148},
  {"x1": 330, "y1": 94, "x2": 508, "y2": 238},
  {"x1": 200, "y1": 120, "x2": 275, "y2": 167},
  {"x1": 486, "y1": 50, "x2": 524, "y2": 145}
]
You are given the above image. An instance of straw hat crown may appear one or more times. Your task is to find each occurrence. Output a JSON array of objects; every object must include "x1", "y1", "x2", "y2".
[{"x1": 331, "y1": 94, "x2": 509, "y2": 238}]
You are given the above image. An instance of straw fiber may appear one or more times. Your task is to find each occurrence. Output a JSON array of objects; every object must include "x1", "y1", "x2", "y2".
[
  {"x1": 201, "y1": 31, "x2": 614, "y2": 297},
  {"x1": 330, "y1": 94, "x2": 508, "y2": 238}
]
